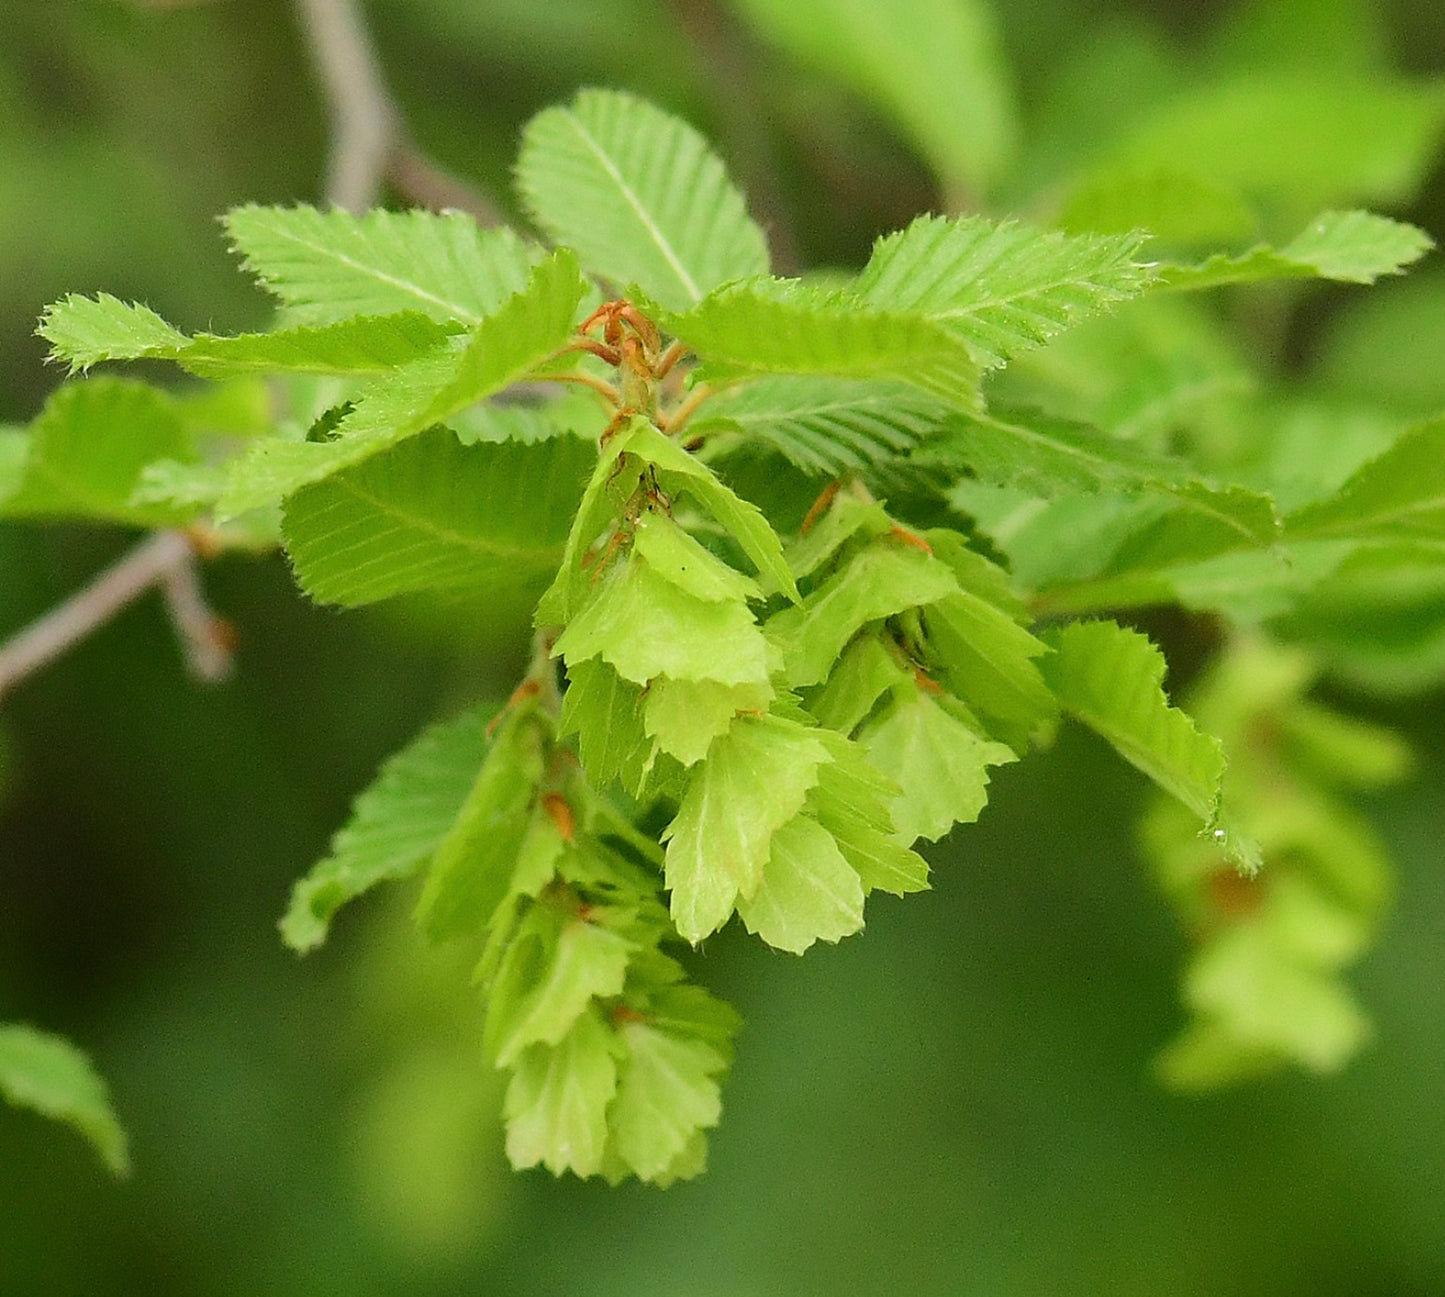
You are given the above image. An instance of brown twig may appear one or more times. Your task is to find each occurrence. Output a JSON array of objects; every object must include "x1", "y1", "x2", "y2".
[{"x1": 0, "y1": 532, "x2": 232, "y2": 704}]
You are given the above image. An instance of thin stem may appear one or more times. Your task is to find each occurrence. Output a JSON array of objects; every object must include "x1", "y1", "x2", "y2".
[
  {"x1": 659, "y1": 383, "x2": 714, "y2": 435},
  {"x1": 0, "y1": 532, "x2": 231, "y2": 703},
  {"x1": 294, "y1": 0, "x2": 398, "y2": 212},
  {"x1": 532, "y1": 370, "x2": 623, "y2": 406}
]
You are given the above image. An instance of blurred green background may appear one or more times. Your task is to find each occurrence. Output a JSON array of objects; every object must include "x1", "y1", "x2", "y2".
[{"x1": 2, "y1": 1, "x2": 1443, "y2": 1293}]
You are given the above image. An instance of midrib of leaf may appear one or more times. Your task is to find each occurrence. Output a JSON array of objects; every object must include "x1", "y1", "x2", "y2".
[
  {"x1": 563, "y1": 113, "x2": 702, "y2": 303},
  {"x1": 261, "y1": 225, "x2": 487, "y2": 325}
]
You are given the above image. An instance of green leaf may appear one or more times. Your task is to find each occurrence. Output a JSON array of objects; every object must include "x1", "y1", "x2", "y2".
[
  {"x1": 40, "y1": 294, "x2": 455, "y2": 376},
  {"x1": 490, "y1": 910, "x2": 635, "y2": 1067},
  {"x1": 694, "y1": 376, "x2": 946, "y2": 476},
  {"x1": 853, "y1": 215, "x2": 1152, "y2": 367},
  {"x1": 735, "y1": 814, "x2": 865, "y2": 953},
  {"x1": 806, "y1": 736, "x2": 929, "y2": 895},
  {"x1": 1158, "y1": 211, "x2": 1432, "y2": 290},
  {"x1": 662, "y1": 714, "x2": 833, "y2": 942},
  {"x1": 727, "y1": 0, "x2": 1016, "y2": 200},
  {"x1": 1104, "y1": 74, "x2": 1445, "y2": 213},
  {"x1": 660, "y1": 282, "x2": 983, "y2": 406},
  {"x1": 503, "y1": 1007, "x2": 618, "y2": 1179},
  {"x1": 414, "y1": 709, "x2": 549, "y2": 942},
  {"x1": 1286, "y1": 416, "x2": 1445, "y2": 542},
  {"x1": 0, "y1": 1024, "x2": 128, "y2": 1175},
  {"x1": 923, "y1": 591, "x2": 1058, "y2": 750},
  {"x1": 609, "y1": 1021, "x2": 727, "y2": 1182},
  {"x1": 558, "y1": 659, "x2": 653, "y2": 794},
  {"x1": 37, "y1": 293, "x2": 187, "y2": 371},
  {"x1": 768, "y1": 543, "x2": 960, "y2": 688},
  {"x1": 280, "y1": 702, "x2": 498, "y2": 952},
  {"x1": 223, "y1": 204, "x2": 544, "y2": 326},
  {"x1": 516, "y1": 88, "x2": 770, "y2": 312},
  {"x1": 282, "y1": 428, "x2": 593, "y2": 606},
  {"x1": 217, "y1": 250, "x2": 587, "y2": 515},
  {"x1": 1041, "y1": 620, "x2": 1237, "y2": 845},
  {"x1": 0, "y1": 379, "x2": 196, "y2": 526},
  {"x1": 617, "y1": 419, "x2": 800, "y2": 601},
  {"x1": 861, "y1": 688, "x2": 1016, "y2": 843},
  {"x1": 553, "y1": 549, "x2": 771, "y2": 688},
  {"x1": 643, "y1": 676, "x2": 773, "y2": 766},
  {"x1": 630, "y1": 509, "x2": 762, "y2": 604},
  {"x1": 808, "y1": 634, "x2": 910, "y2": 734}
]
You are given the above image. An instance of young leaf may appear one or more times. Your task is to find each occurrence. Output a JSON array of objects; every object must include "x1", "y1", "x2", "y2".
[
  {"x1": 662, "y1": 714, "x2": 833, "y2": 942},
  {"x1": 617, "y1": 419, "x2": 800, "y2": 601},
  {"x1": 1041, "y1": 620, "x2": 1233, "y2": 839},
  {"x1": 1158, "y1": 210, "x2": 1432, "y2": 290},
  {"x1": 735, "y1": 814, "x2": 865, "y2": 953},
  {"x1": 767, "y1": 543, "x2": 960, "y2": 687},
  {"x1": 414, "y1": 709, "x2": 549, "y2": 942},
  {"x1": 609, "y1": 1020, "x2": 728, "y2": 1182},
  {"x1": 553, "y1": 551, "x2": 772, "y2": 688},
  {"x1": 40, "y1": 294, "x2": 455, "y2": 377},
  {"x1": 223, "y1": 204, "x2": 544, "y2": 326},
  {"x1": 691, "y1": 376, "x2": 947, "y2": 476},
  {"x1": 1286, "y1": 415, "x2": 1445, "y2": 541},
  {"x1": 643, "y1": 676, "x2": 773, "y2": 766},
  {"x1": 853, "y1": 215, "x2": 1152, "y2": 367},
  {"x1": 660, "y1": 281, "x2": 983, "y2": 406},
  {"x1": 38, "y1": 294, "x2": 187, "y2": 372},
  {"x1": 0, "y1": 379, "x2": 197, "y2": 526},
  {"x1": 0, "y1": 1024, "x2": 128, "y2": 1175},
  {"x1": 558, "y1": 659, "x2": 653, "y2": 793},
  {"x1": 629, "y1": 509, "x2": 762, "y2": 605},
  {"x1": 282, "y1": 429, "x2": 593, "y2": 607},
  {"x1": 861, "y1": 687, "x2": 1016, "y2": 842},
  {"x1": 280, "y1": 702, "x2": 498, "y2": 953},
  {"x1": 503, "y1": 1007, "x2": 618, "y2": 1179},
  {"x1": 728, "y1": 0, "x2": 1016, "y2": 200},
  {"x1": 217, "y1": 250, "x2": 587, "y2": 515},
  {"x1": 490, "y1": 911, "x2": 635, "y2": 1067},
  {"x1": 516, "y1": 88, "x2": 770, "y2": 312}
]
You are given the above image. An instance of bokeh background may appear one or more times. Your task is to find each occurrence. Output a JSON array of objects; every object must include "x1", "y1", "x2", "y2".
[{"x1": 2, "y1": 1, "x2": 1444, "y2": 1293}]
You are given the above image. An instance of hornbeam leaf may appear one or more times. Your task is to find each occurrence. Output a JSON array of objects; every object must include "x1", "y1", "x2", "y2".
[
  {"x1": 691, "y1": 376, "x2": 949, "y2": 476},
  {"x1": 735, "y1": 814, "x2": 865, "y2": 953},
  {"x1": 1158, "y1": 210, "x2": 1432, "y2": 290},
  {"x1": 617, "y1": 419, "x2": 799, "y2": 601},
  {"x1": 516, "y1": 88, "x2": 769, "y2": 312},
  {"x1": 609, "y1": 1021, "x2": 728, "y2": 1182},
  {"x1": 630, "y1": 510, "x2": 762, "y2": 604},
  {"x1": 558, "y1": 660, "x2": 653, "y2": 793},
  {"x1": 38, "y1": 294, "x2": 187, "y2": 372},
  {"x1": 224, "y1": 204, "x2": 544, "y2": 326},
  {"x1": 1287, "y1": 416, "x2": 1445, "y2": 541},
  {"x1": 1041, "y1": 620, "x2": 1225, "y2": 828},
  {"x1": 659, "y1": 281, "x2": 983, "y2": 406},
  {"x1": 809, "y1": 634, "x2": 911, "y2": 735},
  {"x1": 0, "y1": 1024, "x2": 128, "y2": 1176},
  {"x1": 643, "y1": 675, "x2": 773, "y2": 766},
  {"x1": 861, "y1": 687, "x2": 1016, "y2": 842},
  {"x1": 414, "y1": 709, "x2": 550, "y2": 942},
  {"x1": 0, "y1": 379, "x2": 197, "y2": 526},
  {"x1": 490, "y1": 909, "x2": 635, "y2": 1067},
  {"x1": 728, "y1": 0, "x2": 1015, "y2": 199},
  {"x1": 503, "y1": 1007, "x2": 618, "y2": 1179},
  {"x1": 662, "y1": 714, "x2": 833, "y2": 942},
  {"x1": 767, "y1": 543, "x2": 960, "y2": 688},
  {"x1": 853, "y1": 215, "x2": 1152, "y2": 367},
  {"x1": 39, "y1": 294, "x2": 455, "y2": 376},
  {"x1": 280, "y1": 703, "x2": 498, "y2": 952},
  {"x1": 806, "y1": 737, "x2": 929, "y2": 895},
  {"x1": 0, "y1": 430, "x2": 25, "y2": 502},
  {"x1": 553, "y1": 551, "x2": 771, "y2": 688},
  {"x1": 282, "y1": 428, "x2": 593, "y2": 607},
  {"x1": 923, "y1": 590, "x2": 1058, "y2": 749},
  {"x1": 216, "y1": 250, "x2": 587, "y2": 515}
]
